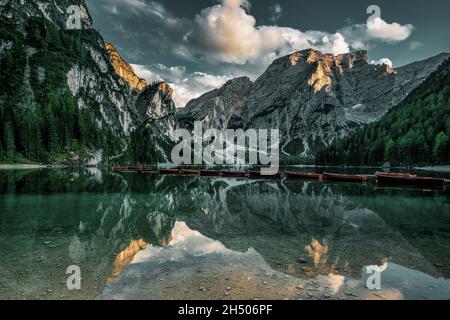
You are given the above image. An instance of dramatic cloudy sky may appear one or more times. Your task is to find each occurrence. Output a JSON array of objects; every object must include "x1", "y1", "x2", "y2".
[{"x1": 85, "y1": 0, "x2": 450, "y2": 107}]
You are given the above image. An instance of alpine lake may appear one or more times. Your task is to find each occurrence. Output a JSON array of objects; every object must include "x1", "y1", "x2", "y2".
[{"x1": 0, "y1": 167, "x2": 449, "y2": 300}]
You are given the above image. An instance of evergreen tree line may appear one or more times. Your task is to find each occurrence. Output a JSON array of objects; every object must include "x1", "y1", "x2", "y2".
[
  {"x1": 0, "y1": 91, "x2": 102, "y2": 162},
  {"x1": 0, "y1": 17, "x2": 122, "y2": 163},
  {"x1": 316, "y1": 59, "x2": 450, "y2": 166}
]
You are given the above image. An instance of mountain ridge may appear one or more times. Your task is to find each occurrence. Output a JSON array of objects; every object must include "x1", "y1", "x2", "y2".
[
  {"x1": 180, "y1": 49, "x2": 450, "y2": 157},
  {"x1": 0, "y1": 0, "x2": 175, "y2": 165},
  {"x1": 316, "y1": 56, "x2": 450, "y2": 165},
  {"x1": 105, "y1": 42, "x2": 148, "y2": 92}
]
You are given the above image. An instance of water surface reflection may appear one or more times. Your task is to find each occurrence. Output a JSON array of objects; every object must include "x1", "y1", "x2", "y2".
[{"x1": 0, "y1": 169, "x2": 449, "y2": 299}]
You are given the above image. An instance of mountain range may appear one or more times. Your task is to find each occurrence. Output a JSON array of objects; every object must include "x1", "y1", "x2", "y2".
[
  {"x1": 316, "y1": 57, "x2": 450, "y2": 166},
  {"x1": 0, "y1": 0, "x2": 448, "y2": 166},
  {"x1": 179, "y1": 49, "x2": 449, "y2": 158}
]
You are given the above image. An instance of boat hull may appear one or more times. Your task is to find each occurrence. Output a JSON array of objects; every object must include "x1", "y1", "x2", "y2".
[
  {"x1": 159, "y1": 169, "x2": 180, "y2": 175},
  {"x1": 179, "y1": 169, "x2": 200, "y2": 176},
  {"x1": 375, "y1": 174, "x2": 444, "y2": 189},
  {"x1": 285, "y1": 172, "x2": 323, "y2": 180},
  {"x1": 323, "y1": 173, "x2": 368, "y2": 182}
]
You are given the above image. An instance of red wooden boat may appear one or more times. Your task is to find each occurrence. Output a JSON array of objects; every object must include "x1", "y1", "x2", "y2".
[
  {"x1": 375, "y1": 172, "x2": 417, "y2": 178},
  {"x1": 112, "y1": 166, "x2": 155, "y2": 172},
  {"x1": 375, "y1": 172, "x2": 444, "y2": 189},
  {"x1": 284, "y1": 172, "x2": 323, "y2": 180},
  {"x1": 128, "y1": 166, "x2": 143, "y2": 171},
  {"x1": 221, "y1": 171, "x2": 247, "y2": 177},
  {"x1": 159, "y1": 168, "x2": 180, "y2": 175},
  {"x1": 179, "y1": 169, "x2": 200, "y2": 176},
  {"x1": 199, "y1": 170, "x2": 222, "y2": 177},
  {"x1": 323, "y1": 172, "x2": 368, "y2": 182}
]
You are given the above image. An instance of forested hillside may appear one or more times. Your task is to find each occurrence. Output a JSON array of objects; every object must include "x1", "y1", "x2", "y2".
[
  {"x1": 0, "y1": 3, "x2": 175, "y2": 166},
  {"x1": 0, "y1": 17, "x2": 123, "y2": 164},
  {"x1": 316, "y1": 58, "x2": 450, "y2": 166}
]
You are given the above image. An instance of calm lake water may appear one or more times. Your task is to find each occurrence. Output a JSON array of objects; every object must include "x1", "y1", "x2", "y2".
[{"x1": 0, "y1": 168, "x2": 449, "y2": 300}]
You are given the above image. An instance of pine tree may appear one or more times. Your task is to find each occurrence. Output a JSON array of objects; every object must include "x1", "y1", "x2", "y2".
[
  {"x1": 4, "y1": 122, "x2": 16, "y2": 161},
  {"x1": 432, "y1": 132, "x2": 449, "y2": 164},
  {"x1": 384, "y1": 139, "x2": 396, "y2": 163},
  {"x1": 42, "y1": 103, "x2": 58, "y2": 154}
]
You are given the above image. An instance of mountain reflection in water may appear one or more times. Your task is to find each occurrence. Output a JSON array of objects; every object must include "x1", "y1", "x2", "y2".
[{"x1": 0, "y1": 169, "x2": 449, "y2": 300}]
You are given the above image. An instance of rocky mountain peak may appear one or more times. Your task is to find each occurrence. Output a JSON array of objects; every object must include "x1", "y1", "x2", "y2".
[
  {"x1": 178, "y1": 76, "x2": 253, "y2": 130},
  {"x1": 159, "y1": 81, "x2": 174, "y2": 97},
  {"x1": 0, "y1": 0, "x2": 93, "y2": 30},
  {"x1": 264, "y1": 50, "x2": 372, "y2": 93},
  {"x1": 105, "y1": 42, "x2": 147, "y2": 92},
  {"x1": 335, "y1": 50, "x2": 369, "y2": 68},
  {"x1": 180, "y1": 50, "x2": 450, "y2": 157},
  {"x1": 135, "y1": 81, "x2": 177, "y2": 138}
]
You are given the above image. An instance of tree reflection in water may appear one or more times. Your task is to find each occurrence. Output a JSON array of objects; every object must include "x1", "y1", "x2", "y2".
[{"x1": 0, "y1": 169, "x2": 449, "y2": 299}]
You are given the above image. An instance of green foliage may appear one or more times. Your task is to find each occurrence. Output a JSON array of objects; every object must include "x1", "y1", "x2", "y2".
[
  {"x1": 433, "y1": 132, "x2": 449, "y2": 163},
  {"x1": 130, "y1": 122, "x2": 173, "y2": 165},
  {"x1": 0, "y1": 17, "x2": 127, "y2": 164},
  {"x1": 4, "y1": 121, "x2": 15, "y2": 161},
  {"x1": 316, "y1": 58, "x2": 450, "y2": 166},
  {"x1": 0, "y1": 17, "x2": 171, "y2": 166}
]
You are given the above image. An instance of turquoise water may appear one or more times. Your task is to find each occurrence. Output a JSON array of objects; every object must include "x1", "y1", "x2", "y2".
[{"x1": 0, "y1": 169, "x2": 449, "y2": 300}]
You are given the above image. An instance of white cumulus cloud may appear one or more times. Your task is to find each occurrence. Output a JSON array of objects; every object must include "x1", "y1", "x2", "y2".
[
  {"x1": 132, "y1": 64, "x2": 233, "y2": 107},
  {"x1": 367, "y1": 17, "x2": 413, "y2": 42},
  {"x1": 370, "y1": 58, "x2": 393, "y2": 68},
  {"x1": 186, "y1": 0, "x2": 350, "y2": 65}
]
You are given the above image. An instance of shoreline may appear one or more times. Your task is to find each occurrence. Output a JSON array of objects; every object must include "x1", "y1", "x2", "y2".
[
  {"x1": 0, "y1": 164, "x2": 67, "y2": 170},
  {"x1": 414, "y1": 165, "x2": 450, "y2": 173}
]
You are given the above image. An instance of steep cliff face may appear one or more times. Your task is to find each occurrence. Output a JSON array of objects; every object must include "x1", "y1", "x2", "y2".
[
  {"x1": 0, "y1": 0, "x2": 175, "y2": 164},
  {"x1": 316, "y1": 57, "x2": 450, "y2": 166},
  {"x1": 136, "y1": 81, "x2": 177, "y2": 138},
  {"x1": 105, "y1": 42, "x2": 147, "y2": 92},
  {"x1": 180, "y1": 49, "x2": 449, "y2": 156},
  {"x1": 0, "y1": 0, "x2": 93, "y2": 29},
  {"x1": 178, "y1": 77, "x2": 253, "y2": 130}
]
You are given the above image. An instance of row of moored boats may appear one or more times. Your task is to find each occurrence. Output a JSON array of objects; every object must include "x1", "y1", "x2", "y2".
[{"x1": 112, "y1": 167, "x2": 446, "y2": 189}]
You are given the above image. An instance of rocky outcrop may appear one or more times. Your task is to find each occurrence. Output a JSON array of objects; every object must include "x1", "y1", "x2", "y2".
[
  {"x1": 105, "y1": 42, "x2": 147, "y2": 92},
  {"x1": 136, "y1": 81, "x2": 177, "y2": 138},
  {"x1": 177, "y1": 77, "x2": 253, "y2": 130},
  {"x1": 180, "y1": 49, "x2": 449, "y2": 156},
  {"x1": 0, "y1": 0, "x2": 93, "y2": 30}
]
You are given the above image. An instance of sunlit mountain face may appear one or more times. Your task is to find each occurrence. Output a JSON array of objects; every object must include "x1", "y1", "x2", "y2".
[{"x1": 0, "y1": 169, "x2": 449, "y2": 300}]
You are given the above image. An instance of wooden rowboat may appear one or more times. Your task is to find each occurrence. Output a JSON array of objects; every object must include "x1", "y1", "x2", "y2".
[
  {"x1": 375, "y1": 172, "x2": 417, "y2": 178},
  {"x1": 375, "y1": 172, "x2": 444, "y2": 189},
  {"x1": 323, "y1": 172, "x2": 368, "y2": 182},
  {"x1": 284, "y1": 172, "x2": 323, "y2": 180},
  {"x1": 159, "y1": 168, "x2": 180, "y2": 175},
  {"x1": 112, "y1": 166, "x2": 155, "y2": 172},
  {"x1": 179, "y1": 169, "x2": 200, "y2": 176}
]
